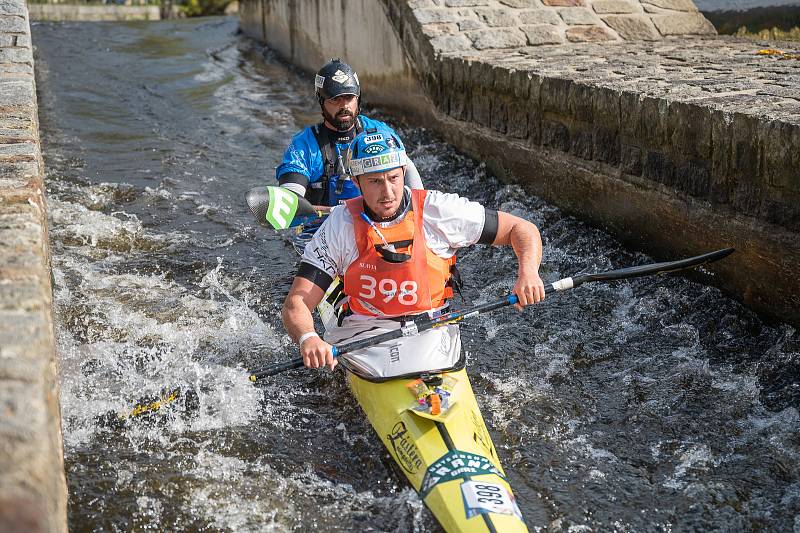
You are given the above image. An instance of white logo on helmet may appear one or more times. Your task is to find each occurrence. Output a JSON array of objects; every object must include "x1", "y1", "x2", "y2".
[
  {"x1": 363, "y1": 134, "x2": 384, "y2": 144},
  {"x1": 349, "y1": 151, "x2": 407, "y2": 175},
  {"x1": 314, "y1": 74, "x2": 325, "y2": 88},
  {"x1": 332, "y1": 70, "x2": 349, "y2": 84}
]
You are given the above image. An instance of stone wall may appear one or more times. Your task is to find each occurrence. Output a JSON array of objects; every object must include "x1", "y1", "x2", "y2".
[
  {"x1": 240, "y1": 0, "x2": 800, "y2": 325},
  {"x1": 403, "y1": 0, "x2": 715, "y2": 52},
  {"x1": 0, "y1": 1, "x2": 68, "y2": 532},
  {"x1": 27, "y1": 4, "x2": 161, "y2": 22}
]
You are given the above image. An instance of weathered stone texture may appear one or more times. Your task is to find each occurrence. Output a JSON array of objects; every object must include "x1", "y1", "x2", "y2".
[
  {"x1": 468, "y1": 28, "x2": 527, "y2": 49},
  {"x1": 0, "y1": 1, "x2": 68, "y2": 532},
  {"x1": 0, "y1": 62, "x2": 34, "y2": 77},
  {"x1": 558, "y1": 7, "x2": 599, "y2": 25},
  {"x1": 642, "y1": 0, "x2": 697, "y2": 11},
  {"x1": 0, "y1": 46, "x2": 32, "y2": 64},
  {"x1": 522, "y1": 24, "x2": 563, "y2": 44},
  {"x1": 566, "y1": 25, "x2": 614, "y2": 41},
  {"x1": 602, "y1": 15, "x2": 660, "y2": 40},
  {"x1": 500, "y1": 0, "x2": 542, "y2": 7},
  {"x1": 431, "y1": 33, "x2": 473, "y2": 52},
  {"x1": 0, "y1": 494, "x2": 48, "y2": 533},
  {"x1": 651, "y1": 13, "x2": 715, "y2": 35},
  {"x1": 475, "y1": 8, "x2": 518, "y2": 26},
  {"x1": 0, "y1": 14, "x2": 26, "y2": 32},
  {"x1": 519, "y1": 9, "x2": 562, "y2": 25},
  {"x1": 543, "y1": 0, "x2": 585, "y2": 6},
  {"x1": 27, "y1": 4, "x2": 160, "y2": 21},
  {"x1": 761, "y1": 121, "x2": 800, "y2": 194},
  {"x1": 402, "y1": 0, "x2": 718, "y2": 53},
  {"x1": 621, "y1": 144, "x2": 644, "y2": 175},
  {"x1": 0, "y1": 79, "x2": 35, "y2": 105},
  {"x1": 422, "y1": 22, "x2": 459, "y2": 37},
  {"x1": 0, "y1": 0, "x2": 27, "y2": 16},
  {"x1": 0, "y1": 160, "x2": 38, "y2": 180},
  {"x1": 446, "y1": 0, "x2": 491, "y2": 5},
  {"x1": 592, "y1": 0, "x2": 639, "y2": 14},
  {"x1": 414, "y1": 7, "x2": 463, "y2": 23},
  {"x1": 17, "y1": 31, "x2": 32, "y2": 46},
  {"x1": 457, "y1": 19, "x2": 484, "y2": 30},
  {"x1": 0, "y1": 142, "x2": 37, "y2": 160}
]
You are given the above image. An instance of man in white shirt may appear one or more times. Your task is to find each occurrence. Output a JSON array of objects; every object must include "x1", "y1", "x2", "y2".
[{"x1": 281, "y1": 126, "x2": 545, "y2": 378}]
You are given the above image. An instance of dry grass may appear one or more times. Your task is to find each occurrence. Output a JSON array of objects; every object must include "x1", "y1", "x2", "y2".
[{"x1": 735, "y1": 26, "x2": 800, "y2": 42}]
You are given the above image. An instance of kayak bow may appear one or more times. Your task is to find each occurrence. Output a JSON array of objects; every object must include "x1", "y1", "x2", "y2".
[{"x1": 351, "y1": 368, "x2": 528, "y2": 532}]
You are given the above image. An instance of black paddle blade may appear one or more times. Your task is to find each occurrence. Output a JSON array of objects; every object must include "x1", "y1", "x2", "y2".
[
  {"x1": 245, "y1": 186, "x2": 319, "y2": 230},
  {"x1": 576, "y1": 248, "x2": 734, "y2": 286},
  {"x1": 95, "y1": 387, "x2": 201, "y2": 430}
]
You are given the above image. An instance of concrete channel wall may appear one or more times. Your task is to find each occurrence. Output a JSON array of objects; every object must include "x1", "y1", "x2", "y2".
[
  {"x1": 240, "y1": 0, "x2": 800, "y2": 326},
  {"x1": 0, "y1": 1, "x2": 68, "y2": 532}
]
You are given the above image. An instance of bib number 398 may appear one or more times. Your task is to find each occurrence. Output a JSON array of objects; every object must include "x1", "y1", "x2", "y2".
[
  {"x1": 359, "y1": 275, "x2": 418, "y2": 305},
  {"x1": 460, "y1": 480, "x2": 520, "y2": 519}
]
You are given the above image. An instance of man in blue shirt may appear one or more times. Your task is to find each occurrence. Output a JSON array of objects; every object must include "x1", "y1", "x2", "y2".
[{"x1": 276, "y1": 58, "x2": 422, "y2": 212}]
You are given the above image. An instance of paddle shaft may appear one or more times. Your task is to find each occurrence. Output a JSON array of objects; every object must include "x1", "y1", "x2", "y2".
[
  {"x1": 249, "y1": 291, "x2": 536, "y2": 381},
  {"x1": 248, "y1": 247, "x2": 734, "y2": 381}
]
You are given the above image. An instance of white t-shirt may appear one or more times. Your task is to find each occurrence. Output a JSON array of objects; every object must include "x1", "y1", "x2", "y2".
[{"x1": 301, "y1": 188, "x2": 487, "y2": 280}]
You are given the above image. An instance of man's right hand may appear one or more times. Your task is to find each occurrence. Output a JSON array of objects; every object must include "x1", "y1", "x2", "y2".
[
  {"x1": 301, "y1": 335, "x2": 337, "y2": 370},
  {"x1": 311, "y1": 205, "x2": 332, "y2": 214}
]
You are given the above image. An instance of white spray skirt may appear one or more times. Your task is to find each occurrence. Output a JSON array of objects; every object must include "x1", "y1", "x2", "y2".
[{"x1": 323, "y1": 314, "x2": 462, "y2": 380}]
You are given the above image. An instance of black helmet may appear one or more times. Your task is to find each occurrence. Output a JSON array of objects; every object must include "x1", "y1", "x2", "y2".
[{"x1": 315, "y1": 58, "x2": 360, "y2": 104}]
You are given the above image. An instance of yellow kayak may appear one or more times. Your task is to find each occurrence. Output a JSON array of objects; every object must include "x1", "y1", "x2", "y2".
[{"x1": 349, "y1": 368, "x2": 528, "y2": 532}]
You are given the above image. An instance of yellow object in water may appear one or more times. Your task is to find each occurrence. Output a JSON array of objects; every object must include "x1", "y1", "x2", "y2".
[
  {"x1": 756, "y1": 48, "x2": 800, "y2": 60},
  {"x1": 349, "y1": 368, "x2": 529, "y2": 532}
]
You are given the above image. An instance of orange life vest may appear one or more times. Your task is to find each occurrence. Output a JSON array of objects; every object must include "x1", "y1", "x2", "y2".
[{"x1": 343, "y1": 189, "x2": 455, "y2": 317}]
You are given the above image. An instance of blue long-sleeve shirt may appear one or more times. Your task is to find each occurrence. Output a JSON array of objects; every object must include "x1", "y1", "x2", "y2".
[{"x1": 276, "y1": 116, "x2": 393, "y2": 205}]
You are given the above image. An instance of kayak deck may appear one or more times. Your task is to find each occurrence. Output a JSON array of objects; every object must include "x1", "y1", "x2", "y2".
[{"x1": 348, "y1": 368, "x2": 528, "y2": 533}]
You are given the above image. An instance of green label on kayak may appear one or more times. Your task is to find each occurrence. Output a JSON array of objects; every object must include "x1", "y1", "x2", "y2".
[
  {"x1": 265, "y1": 186, "x2": 299, "y2": 229},
  {"x1": 420, "y1": 450, "x2": 505, "y2": 498}
]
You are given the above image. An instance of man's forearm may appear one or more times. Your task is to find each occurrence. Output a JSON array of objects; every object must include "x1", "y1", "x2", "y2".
[
  {"x1": 281, "y1": 295, "x2": 317, "y2": 343},
  {"x1": 509, "y1": 218, "x2": 542, "y2": 272}
]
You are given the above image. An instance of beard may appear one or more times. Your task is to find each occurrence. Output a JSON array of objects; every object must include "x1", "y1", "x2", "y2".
[{"x1": 322, "y1": 106, "x2": 356, "y2": 131}]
